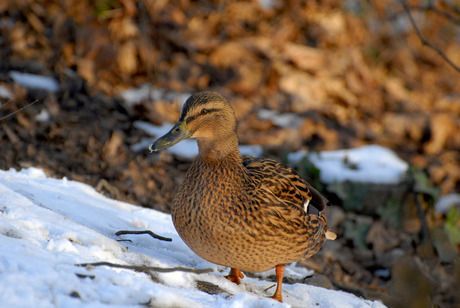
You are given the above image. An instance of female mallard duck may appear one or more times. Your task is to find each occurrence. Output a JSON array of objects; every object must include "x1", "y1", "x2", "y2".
[{"x1": 149, "y1": 91, "x2": 336, "y2": 302}]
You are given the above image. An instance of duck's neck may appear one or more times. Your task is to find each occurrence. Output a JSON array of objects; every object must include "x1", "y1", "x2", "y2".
[{"x1": 196, "y1": 135, "x2": 240, "y2": 163}]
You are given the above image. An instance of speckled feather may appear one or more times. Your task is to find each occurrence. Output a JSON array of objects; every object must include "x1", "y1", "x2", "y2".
[{"x1": 167, "y1": 92, "x2": 331, "y2": 274}]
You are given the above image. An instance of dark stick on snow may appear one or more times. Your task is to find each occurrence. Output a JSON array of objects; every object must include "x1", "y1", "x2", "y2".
[
  {"x1": 77, "y1": 261, "x2": 213, "y2": 274},
  {"x1": 115, "y1": 230, "x2": 172, "y2": 242}
]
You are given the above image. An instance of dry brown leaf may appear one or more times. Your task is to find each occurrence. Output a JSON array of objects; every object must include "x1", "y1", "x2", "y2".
[
  {"x1": 325, "y1": 77, "x2": 358, "y2": 107},
  {"x1": 307, "y1": 11, "x2": 347, "y2": 45},
  {"x1": 230, "y1": 97, "x2": 254, "y2": 120},
  {"x1": 103, "y1": 131, "x2": 125, "y2": 163},
  {"x1": 300, "y1": 118, "x2": 338, "y2": 149},
  {"x1": 278, "y1": 70, "x2": 326, "y2": 112},
  {"x1": 383, "y1": 113, "x2": 428, "y2": 142},
  {"x1": 209, "y1": 42, "x2": 249, "y2": 69},
  {"x1": 117, "y1": 40, "x2": 138, "y2": 76},
  {"x1": 145, "y1": 100, "x2": 181, "y2": 125},
  {"x1": 26, "y1": 12, "x2": 45, "y2": 33},
  {"x1": 221, "y1": 2, "x2": 262, "y2": 38},
  {"x1": 424, "y1": 113, "x2": 459, "y2": 155},
  {"x1": 0, "y1": 0, "x2": 8, "y2": 12},
  {"x1": 385, "y1": 77, "x2": 409, "y2": 102},
  {"x1": 366, "y1": 221, "x2": 400, "y2": 254},
  {"x1": 109, "y1": 17, "x2": 139, "y2": 40},
  {"x1": 120, "y1": 0, "x2": 137, "y2": 17},
  {"x1": 77, "y1": 58, "x2": 96, "y2": 85},
  {"x1": 283, "y1": 43, "x2": 325, "y2": 72}
]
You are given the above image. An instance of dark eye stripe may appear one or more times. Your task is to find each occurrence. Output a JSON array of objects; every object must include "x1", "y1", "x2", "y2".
[{"x1": 185, "y1": 108, "x2": 220, "y2": 124}]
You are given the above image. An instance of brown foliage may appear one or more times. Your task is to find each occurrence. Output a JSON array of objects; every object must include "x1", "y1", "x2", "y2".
[{"x1": 1, "y1": 0, "x2": 460, "y2": 307}]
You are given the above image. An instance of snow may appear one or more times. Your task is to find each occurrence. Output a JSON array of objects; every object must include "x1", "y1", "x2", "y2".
[
  {"x1": 258, "y1": 109, "x2": 304, "y2": 129},
  {"x1": 120, "y1": 85, "x2": 190, "y2": 108},
  {"x1": 9, "y1": 71, "x2": 59, "y2": 92},
  {"x1": 0, "y1": 85, "x2": 12, "y2": 99},
  {"x1": 435, "y1": 193, "x2": 460, "y2": 214},
  {"x1": 288, "y1": 145, "x2": 408, "y2": 184},
  {"x1": 0, "y1": 167, "x2": 386, "y2": 308},
  {"x1": 258, "y1": 0, "x2": 276, "y2": 10},
  {"x1": 35, "y1": 109, "x2": 51, "y2": 122}
]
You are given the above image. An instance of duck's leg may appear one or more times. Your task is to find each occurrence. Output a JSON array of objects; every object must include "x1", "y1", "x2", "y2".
[
  {"x1": 226, "y1": 268, "x2": 244, "y2": 284},
  {"x1": 270, "y1": 264, "x2": 285, "y2": 302}
]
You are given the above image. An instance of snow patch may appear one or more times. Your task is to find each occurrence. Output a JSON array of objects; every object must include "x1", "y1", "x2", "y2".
[
  {"x1": 435, "y1": 193, "x2": 460, "y2": 214},
  {"x1": 0, "y1": 85, "x2": 12, "y2": 99},
  {"x1": 258, "y1": 109, "x2": 304, "y2": 128},
  {"x1": 120, "y1": 85, "x2": 190, "y2": 108},
  {"x1": 9, "y1": 71, "x2": 59, "y2": 92},
  {"x1": 35, "y1": 109, "x2": 50, "y2": 122},
  {"x1": 0, "y1": 167, "x2": 386, "y2": 307},
  {"x1": 288, "y1": 145, "x2": 408, "y2": 184}
]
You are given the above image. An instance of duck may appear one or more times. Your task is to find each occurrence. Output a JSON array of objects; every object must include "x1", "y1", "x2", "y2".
[{"x1": 149, "y1": 91, "x2": 336, "y2": 302}]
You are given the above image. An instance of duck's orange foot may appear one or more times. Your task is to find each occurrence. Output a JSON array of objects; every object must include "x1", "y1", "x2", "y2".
[
  {"x1": 270, "y1": 264, "x2": 285, "y2": 302},
  {"x1": 225, "y1": 268, "x2": 244, "y2": 285},
  {"x1": 270, "y1": 293, "x2": 283, "y2": 303}
]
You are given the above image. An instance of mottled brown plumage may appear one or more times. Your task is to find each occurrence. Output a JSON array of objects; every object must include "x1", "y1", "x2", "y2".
[{"x1": 149, "y1": 91, "x2": 336, "y2": 302}]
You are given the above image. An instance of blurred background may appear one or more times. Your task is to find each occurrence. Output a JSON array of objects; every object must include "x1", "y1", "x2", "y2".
[{"x1": 0, "y1": 0, "x2": 459, "y2": 307}]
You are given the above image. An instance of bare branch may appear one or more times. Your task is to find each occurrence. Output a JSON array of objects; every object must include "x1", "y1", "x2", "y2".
[
  {"x1": 407, "y1": 3, "x2": 460, "y2": 25},
  {"x1": 0, "y1": 99, "x2": 15, "y2": 110},
  {"x1": 399, "y1": 0, "x2": 460, "y2": 73}
]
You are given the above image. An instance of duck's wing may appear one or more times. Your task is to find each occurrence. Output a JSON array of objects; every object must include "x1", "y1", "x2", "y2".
[{"x1": 242, "y1": 155, "x2": 329, "y2": 215}]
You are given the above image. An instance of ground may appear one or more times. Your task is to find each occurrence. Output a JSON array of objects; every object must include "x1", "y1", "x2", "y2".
[{"x1": 0, "y1": 1, "x2": 459, "y2": 307}]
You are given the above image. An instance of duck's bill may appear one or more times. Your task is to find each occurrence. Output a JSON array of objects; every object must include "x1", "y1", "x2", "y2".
[{"x1": 149, "y1": 121, "x2": 192, "y2": 152}]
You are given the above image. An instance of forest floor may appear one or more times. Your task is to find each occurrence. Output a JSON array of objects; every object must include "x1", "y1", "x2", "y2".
[{"x1": 1, "y1": 1, "x2": 459, "y2": 307}]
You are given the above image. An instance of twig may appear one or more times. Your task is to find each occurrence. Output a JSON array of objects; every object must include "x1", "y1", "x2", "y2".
[
  {"x1": 405, "y1": 4, "x2": 460, "y2": 25},
  {"x1": 263, "y1": 284, "x2": 276, "y2": 292},
  {"x1": 413, "y1": 192, "x2": 430, "y2": 242},
  {"x1": 77, "y1": 261, "x2": 213, "y2": 274},
  {"x1": 399, "y1": 0, "x2": 460, "y2": 73},
  {"x1": 0, "y1": 99, "x2": 39, "y2": 121},
  {"x1": 115, "y1": 230, "x2": 172, "y2": 242},
  {"x1": 0, "y1": 99, "x2": 15, "y2": 110}
]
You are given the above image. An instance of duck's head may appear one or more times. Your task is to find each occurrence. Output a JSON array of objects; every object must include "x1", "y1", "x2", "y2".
[{"x1": 149, "y1": 91, "x2": 238, "y2": 155}]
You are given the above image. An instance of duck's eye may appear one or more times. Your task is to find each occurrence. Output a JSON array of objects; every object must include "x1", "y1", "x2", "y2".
[{"x1": 200, "y1": 109, "x2": 209, "y2": 115}]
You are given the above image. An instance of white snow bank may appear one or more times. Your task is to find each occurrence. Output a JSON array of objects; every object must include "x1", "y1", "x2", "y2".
[
  {"x1": 0, "y1": 168, "x2": 386, "y2": 307},
  {"x1": 288, "y1": 145, "x2": 408, "y2": 184},
  {"x1": 9, "y1": 71, "x2": 59, "y2": 92}
]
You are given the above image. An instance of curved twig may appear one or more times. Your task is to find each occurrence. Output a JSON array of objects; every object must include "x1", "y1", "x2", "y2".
[
  {"x1": 115, "y1": 230, "x2": 172, "y2": 242},
  {"x1": 0, "y1": 100, "x2": 39, "y2": 121},
  {"x1": 399, "y1": 0, "x2": 460, "y2": 73},
  {"x1": 407, "y1": 5, "x2": 460, "y2": 25}
]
